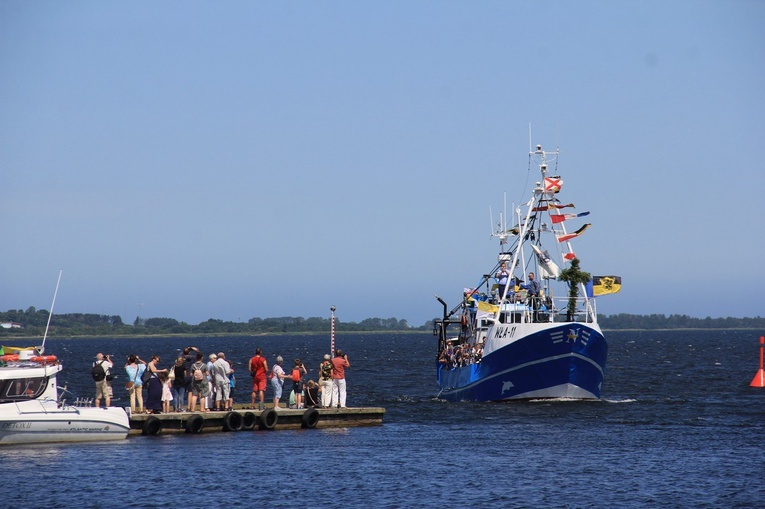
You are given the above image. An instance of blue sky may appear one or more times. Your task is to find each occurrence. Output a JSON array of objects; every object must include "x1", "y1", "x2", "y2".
[{"x1": 2, "y1": 1, "x2": 763, "y2": 326}]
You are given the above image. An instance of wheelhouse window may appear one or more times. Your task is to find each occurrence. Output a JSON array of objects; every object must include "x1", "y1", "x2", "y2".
[{"x1": 0, "y1": 377, "x2": 47, "y2": 402}]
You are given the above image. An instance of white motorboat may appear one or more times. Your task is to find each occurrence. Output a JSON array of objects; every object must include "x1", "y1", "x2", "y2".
[{"x1": 0, "y1": 348, "x2": 130, "y2": 444}]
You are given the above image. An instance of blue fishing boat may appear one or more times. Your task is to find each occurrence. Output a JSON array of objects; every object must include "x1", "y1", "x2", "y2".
[{"x1": 434, "y1": 144, "x2": 613, "y2": 401}]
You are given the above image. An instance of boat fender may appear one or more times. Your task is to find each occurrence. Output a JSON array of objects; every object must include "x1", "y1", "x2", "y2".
[
  {"x1": 242, "y1": 411, "x2": 257, "y2": 430},
  {"x1": 222, "y1": 411, "x2": 243, "y2": 432},
  {"x1": 258, "y1": 408, "x2": 278, "y2": 430},
  {"x1": 185, "y1": 414, "x2": 205, "y2": 434},
  {"x1": 301, "y1": 407, "x2": 320, "y2": 429},
  {"x1": 142, "y1": 416, "x2": 162, "y2": 436}
]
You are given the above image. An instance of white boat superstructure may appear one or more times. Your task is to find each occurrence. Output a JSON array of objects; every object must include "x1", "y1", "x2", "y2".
[{"x1": 0, "y1": 350, "x2": 129, "y2": 444}]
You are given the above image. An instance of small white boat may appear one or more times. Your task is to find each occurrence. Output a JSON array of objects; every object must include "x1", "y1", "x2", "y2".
[{"x1": 0, "y1": 348, "x2": 130, "y2": 444}]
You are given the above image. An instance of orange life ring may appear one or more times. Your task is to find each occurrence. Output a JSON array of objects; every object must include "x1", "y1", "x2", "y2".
[
  {"x1": 0, "y1": 354, "x2": 57, "y2": 363},
  {"x1": 31, "y1": 356, "x2": 57, "y2": 364}
]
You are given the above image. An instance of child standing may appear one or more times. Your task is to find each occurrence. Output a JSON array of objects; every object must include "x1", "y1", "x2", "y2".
[
  {"x1": 291, "y1": 359, "x2": 307, "y2": 409},
  {"x1": 160, "y1": 371, "x2": 173, "y2": 414}
]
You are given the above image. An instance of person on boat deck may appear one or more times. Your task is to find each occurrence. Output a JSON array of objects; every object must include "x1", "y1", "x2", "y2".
[
  {"x1": 94, "y1": 353, "x2": 113, "y2": 408},
  {"x1": 495, "y1": 262, "x2": 510, "y2": 301},
  {"x1": 510, "y1": 276, "x2": 523, "y2": 302},
  {"x1": 439, "y1": 341, "x2": 455, "y2": 368},
  {"x1": 521, "y1": 272, "x2": 542, "y2": 321}
]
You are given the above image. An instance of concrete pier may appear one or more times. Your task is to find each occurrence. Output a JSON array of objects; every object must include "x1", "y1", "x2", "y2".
[{"x1": 128, "y1": 405, "x2": 385, "y2": 435}]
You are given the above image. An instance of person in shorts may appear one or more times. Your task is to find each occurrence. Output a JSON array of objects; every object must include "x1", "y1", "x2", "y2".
[
  {"x1": 291, "y1": 359, "x2": 307, "y2": 409},
  {"x1": 249, "y1": 348, "x2": 268, "y2": 411},
  {"x1": 93, "y1": 353, "x2": 113, "y2": 408}
]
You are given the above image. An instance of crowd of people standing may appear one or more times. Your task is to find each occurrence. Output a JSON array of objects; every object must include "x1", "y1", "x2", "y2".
[
  {"x1": 249, "y1": 348, "x2": 350, "y2": 411},
  {"x1": 92, "y1": 345, "x2": 351, "y2": 414}
]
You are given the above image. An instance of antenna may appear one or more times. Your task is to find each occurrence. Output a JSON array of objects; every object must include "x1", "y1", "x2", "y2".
[
  {"x1": 503, "y1": 192, "x2": 508, "y2": 233},
  {"x1": 40, "y1": 270, "x2": 62, "y2": 355},
  {"x1": 528, "y1": 123, "x2": 533, "y2": 154}
]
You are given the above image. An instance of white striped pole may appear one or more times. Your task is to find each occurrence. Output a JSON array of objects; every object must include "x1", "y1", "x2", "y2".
[{"x1": 330, "y1": 306, "x2": 336, "y2": 354}]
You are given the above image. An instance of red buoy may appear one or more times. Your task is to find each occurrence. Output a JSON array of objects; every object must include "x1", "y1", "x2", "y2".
[{"x1": 750, "y1": 336, "x2": 765, "y2": 388}]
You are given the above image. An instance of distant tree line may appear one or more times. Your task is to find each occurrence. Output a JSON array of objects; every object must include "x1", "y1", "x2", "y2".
[
  {"x1": 0, "y1": 307, "x2": 763, "y2": 337},
  {"x1": 0, "y1": 307, "x2": 413, "y2": 337},
  {"x1": 596, "y1": 313, "x2": 765, "y2": 330}
]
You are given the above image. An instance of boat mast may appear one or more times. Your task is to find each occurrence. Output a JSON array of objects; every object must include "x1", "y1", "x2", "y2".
[{"x1": 40, "y1": 270, "x2": 62, "y2": 355}]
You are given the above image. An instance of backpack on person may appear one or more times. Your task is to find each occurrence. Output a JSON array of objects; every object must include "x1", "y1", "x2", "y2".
[
  {"x1": 192, "y1": 363, "x2": 204, "y2": 381},
  {"x1": 91, "y1": 361, "x2": 106, "y2": 381},
  {"x1": 141, "y1": 366, "x2": 152, "y2": 384}
]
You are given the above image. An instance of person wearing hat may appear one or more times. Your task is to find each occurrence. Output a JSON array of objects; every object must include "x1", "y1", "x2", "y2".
[
  {"x1": 318, "y1": 354, "x2": 333, "y2": 408},
  {"x1": 270, "y1": 356, "x2": 290, "y2": 410}
]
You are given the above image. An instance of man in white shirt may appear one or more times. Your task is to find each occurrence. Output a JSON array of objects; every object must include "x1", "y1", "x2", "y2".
[
  {"x1": 212, "y1": 352, "x2": 232, "y2": 411},
  {"x1": 93, "y1": 352, "x2": 113, "y2": 407}
]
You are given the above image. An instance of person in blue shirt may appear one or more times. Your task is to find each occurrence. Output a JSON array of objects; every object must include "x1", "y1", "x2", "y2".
[
  {"x1": 521, "y1": 272, "x2": 542, "y2": 322},
  {"x1": 125, "y1": 354, "x2": 147, "y2": 414}
]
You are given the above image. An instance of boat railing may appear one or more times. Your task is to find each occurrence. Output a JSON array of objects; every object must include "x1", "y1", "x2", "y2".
[{"x1": 498, "y1": 295, "x2": 597, "y2": 324}]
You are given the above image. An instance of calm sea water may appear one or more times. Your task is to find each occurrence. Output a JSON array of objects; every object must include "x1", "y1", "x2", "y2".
[{"x1": 1, "y1": 330, "x2": 763, "y2": 508}]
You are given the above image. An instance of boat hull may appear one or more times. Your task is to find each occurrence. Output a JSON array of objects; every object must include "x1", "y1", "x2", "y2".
[
  {"x1": 0, "y1": 406, "x2": 130, "y2": 445},
  {"x1": 436, "y1": 322, "x2": 607, "y2": 402}
]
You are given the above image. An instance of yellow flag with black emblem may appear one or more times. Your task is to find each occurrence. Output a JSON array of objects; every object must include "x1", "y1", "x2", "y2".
[{"x1": 592, "y1": 276, "x2": 622, "y2": 296}]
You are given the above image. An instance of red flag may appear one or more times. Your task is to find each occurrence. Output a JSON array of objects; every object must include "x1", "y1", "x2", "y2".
[
  {"x1": 556, "y1": 223, "x2": 591, "y2": 243},
  {"x1": 550, "y1": 211, "x2": 590, "y2": 224}
]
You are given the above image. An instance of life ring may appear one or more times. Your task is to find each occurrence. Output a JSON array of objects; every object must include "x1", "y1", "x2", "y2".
[
  {"x1": 301, "y1": 407, "x2": 320, "y2": 429},
  {"x1": 31, "y1": 355, "x2": 57, "y2": 364},
  {"x1": 142, "y1": 416, "x2": 162, "y2": 436},
  {"x1": 258, "y1": 408, "x2": 278, "y2": 430},
  {"x1": 242, "y1": 411, "x2": 256, "y2": 430},
  {"x1": 223, "y1": 411, "x2": 243, "y2": 432},
  {"x1": 185, "y1": 414, "x2": 205, "y2": 434},
  {"x1": 0, "y1": 354, "x2": 57, "y2": 363}
]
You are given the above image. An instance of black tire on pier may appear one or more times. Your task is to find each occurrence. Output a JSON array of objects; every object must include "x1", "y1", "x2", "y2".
[
  {"x1": 301, "y1": 407, "x2": 320, "y2": 429},
  {"x1": 142, "y1": 416, "x2": 162, "y2": 436},
  {"x1": 223, "y1": 411, "x2": 243, "y2": 432},
  {"x1": 258, "y1": 408, "x2": 278, "y2": 430},
  {"x1": 242, "y1": 411, "x2": 257, "y2": 430},
  {"x1": 185, "y1": 414, "x2": 205, "y2": 434}
]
